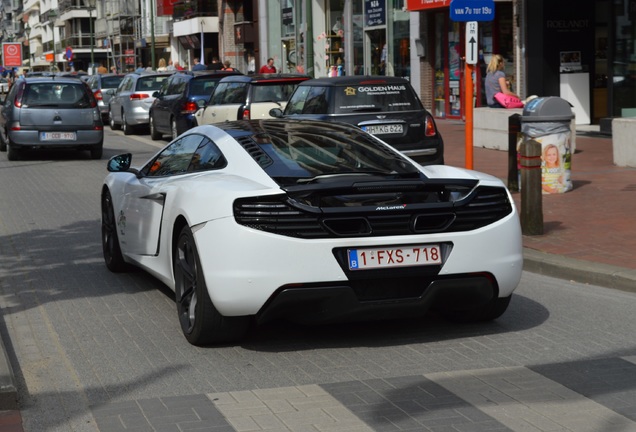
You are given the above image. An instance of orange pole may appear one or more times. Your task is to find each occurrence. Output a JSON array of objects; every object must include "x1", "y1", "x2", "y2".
[{"x1": 465, "y1": 62, "x2": 474, "y2": 170}]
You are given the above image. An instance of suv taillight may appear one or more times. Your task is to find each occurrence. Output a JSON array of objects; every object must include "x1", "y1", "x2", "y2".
[
  {"x1": 425, "y1": 115, "x2": 437, "y2": 137},
  {"x1": 129, "y1": 93, "x2": 149, "y2": 100},
  {"x1": 182, "y1": 101, "x2": 198, "y2": 114},
  {"x1": 240, "y1": 108, "x2": 251, "y2": 120}
]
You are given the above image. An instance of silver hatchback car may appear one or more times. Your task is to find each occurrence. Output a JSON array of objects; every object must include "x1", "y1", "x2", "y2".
[
  {"x1": 107, "y1": 71, "x2": 173, "y2": 135},
  {"x1": 0, "y1": 76, "x2": 104, "y2": 160}
]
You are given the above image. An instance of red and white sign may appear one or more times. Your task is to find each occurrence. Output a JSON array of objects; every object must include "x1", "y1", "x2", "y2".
[{"x1": 3, "y1": 43, "x2": 23, "y2": 68}]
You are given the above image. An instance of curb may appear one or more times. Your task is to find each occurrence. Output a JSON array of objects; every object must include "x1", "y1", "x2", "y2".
[{"x1": 523, "y1": 248, "x2": 636, "y2": 293}]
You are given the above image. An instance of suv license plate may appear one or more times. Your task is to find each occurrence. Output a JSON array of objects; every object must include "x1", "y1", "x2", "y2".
[
  {"x1": 348, "y1": 244, "x2": 441, "y2": 270},
  {"x1": 363, "y1": 124, "x2": 404, "y2": 135},
  {"x1": 41, "y1": 132, "x2": 77, "y2": 141}
]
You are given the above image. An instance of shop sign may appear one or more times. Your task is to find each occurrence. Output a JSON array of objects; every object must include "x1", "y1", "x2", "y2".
[
  {"x1": 364, "y1": 0, "x2": 386, "y2": 27},
  {"x1": 282, "y1": 7, "x2": 293, "y2": 26},
  {"x1": 405, "y1": 0, "x2": 451, "y2": 11}
]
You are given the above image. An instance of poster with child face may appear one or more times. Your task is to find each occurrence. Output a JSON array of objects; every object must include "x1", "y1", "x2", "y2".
[{"x1": 536, "y1": 132, "x2": 573, "y2": 194}]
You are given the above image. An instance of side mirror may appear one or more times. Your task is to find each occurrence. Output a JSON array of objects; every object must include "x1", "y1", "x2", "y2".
[
  {"x1": 104, "y1": 88, "x2": 115, "y2": 95},
  {"x1": 107, "y1": 153, "x2": 132, "y2": 172},
  {"x1": 269, "y1": 108, "x2": 284, "y2": 118},
  {"x1": 152, "y1": 91, "x2": 160, "y2": 98},
  {"x1": 196, "y1": 99, "x2": 206, "y2": 108}
]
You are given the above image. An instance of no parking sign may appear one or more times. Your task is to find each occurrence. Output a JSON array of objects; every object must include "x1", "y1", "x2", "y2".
[
  {"x1": 2, "y1": 43, "x2": 22, "y2": 68},
  {"x1": 65, "y1": 46, "x2": 73, "y2": 61}
]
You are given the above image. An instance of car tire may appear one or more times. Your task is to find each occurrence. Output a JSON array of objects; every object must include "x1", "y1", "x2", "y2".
[
  {"x1": 90, "y1": 144, "x2": 103, "y2": 160},
  {"x1": 6, "y1": 143, "x2": 20, "y2": 161},
  {"x1": 442, "y1": 295, "x2": 512, "y2": 323},
  {"x1": 122, "y1": 111, "x2": 133, "y2": 136},
  {"x1": 0, "y1": 133, "x2": 6, "y2": 152},
  {"x1": 149, "y1": 115, "x2": 161, "y2": 141},
  {"x1": 101, "y1": 189, "x2": 130, "y2": 273},
  {"x1": 171, "y1": 118, "x2": 179, "y2": 140},
  {"x1": 174, "y1": 225, "x2": 250, "y2": 346},
  {"x1": 109, "y1": 112, "x2": 120, "y2": 131}
]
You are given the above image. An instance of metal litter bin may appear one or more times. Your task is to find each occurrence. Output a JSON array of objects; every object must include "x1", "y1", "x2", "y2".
[{"x1": 521, "y1": 97, "x2": 575, "y2": 194}]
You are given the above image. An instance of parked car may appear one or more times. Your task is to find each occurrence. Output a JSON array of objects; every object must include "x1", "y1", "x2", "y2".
[
  {"x1": 0, "y1": 78, "x2": 9, "y2": 94},
  {"x1": 269, "y1": 76, "x2": 444, "y2": 165},
  {"x1": 106, "y1": 71, "x2": 173, "y2": 135},
  {"x1": 86, "y1": 73, "x2": 126, "y2": 122},
  {"x1": 0, "y1": 76, "x2": 104, "y2": 160},
  {"x1": 101, "y1": 119, "x2": 522, "y2": 345},
  {"x1": 148, "y1": 70, "x2": 240, "y2": 141},
  {"x1": 193, "y1": 73, "x2": 310, "y2": 125}
]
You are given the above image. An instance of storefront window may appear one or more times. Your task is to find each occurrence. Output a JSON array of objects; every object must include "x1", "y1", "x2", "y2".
[
  {"x1": 327, "y1": 0, "x2": 345, "y2": 76},
  {"x1": 434, "y1": 13, "x2": 445, "y2": 118},
  {"x1": 353, "y1": 1, "x2": 364, "y2": 75},
  {"x1": 391, "y1": 4, "x2": 410, "y2": 78}
]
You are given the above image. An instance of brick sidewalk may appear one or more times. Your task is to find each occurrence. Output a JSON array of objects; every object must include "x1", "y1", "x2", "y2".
[{"x1": 436, "y1": 119, "x2": 636, "y2": 271}]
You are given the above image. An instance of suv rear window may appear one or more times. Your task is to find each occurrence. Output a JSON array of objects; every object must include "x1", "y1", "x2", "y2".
[
  {"x1": 136, "y1": 76, "x2": 170, "y2": 92},
  {"x1": 334, "y1": 83, "x2": 422, "y2": 114}
]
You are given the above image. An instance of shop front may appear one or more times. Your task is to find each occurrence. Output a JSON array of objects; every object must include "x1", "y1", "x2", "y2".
[
  {"x1": 407, "y1": 0, "x2": 515, "y2": 120},
  {"x1": 264, "y1": 0, "x2": 411, "y2": 79}
]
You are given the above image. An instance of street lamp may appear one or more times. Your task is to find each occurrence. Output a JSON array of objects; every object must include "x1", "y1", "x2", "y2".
[
  {"x1": 49, "y1": 10, "x2": 58, "y2": 72},
  {"x1": 88, "y1": 0, "x2": 96, "y2": 74}
]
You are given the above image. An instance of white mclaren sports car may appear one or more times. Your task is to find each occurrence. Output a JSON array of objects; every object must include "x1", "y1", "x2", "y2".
[{"x1": 101, "y1": 119, "x2": 523, "y2": 345}]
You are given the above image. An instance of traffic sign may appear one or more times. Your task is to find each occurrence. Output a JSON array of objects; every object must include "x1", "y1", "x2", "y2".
[
  {"x1": 465, "y1": 22, "x2": 478, "y2": 65},
  {"x1": 2, "y1": 43, "x2": 22, "y2": 68},
  {"x1": 450, "y1": 0, "x2": 494, "y2": 22},
  {"x1": 65, "y1": 46, "x2": 73, "y2": 61}
]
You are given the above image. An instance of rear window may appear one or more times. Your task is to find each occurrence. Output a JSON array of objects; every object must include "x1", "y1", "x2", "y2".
[
  {"x1": 252, "y1": 83, "x2": 299, "y2": 103},
  {"x1": 233, "y1": 122, "x2": 419, "y2": 185},
  {"x1": 101, "y1": 76, "x2": 124, "y2": 89},
  {"x1": 334, "y1": 83, "x2": 422, "y2": 114},
  {"x1": 136, "y1": 75, "x2": 170, "y2": 92},
  {"x1": 189, "y1": 78, "x2": 221, "y2": 97},
  {"x1": 23, "y1": 82, "x2": 91, "y2": 107}
]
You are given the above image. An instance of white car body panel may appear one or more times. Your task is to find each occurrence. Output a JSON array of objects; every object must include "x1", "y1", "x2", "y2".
[{"x1": 195, "y1": 101, "x2": 288, "y2": 125}]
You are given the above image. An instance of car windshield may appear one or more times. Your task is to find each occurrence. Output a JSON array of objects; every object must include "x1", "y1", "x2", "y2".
[
  {"x1": 233, "y1": 122, "x2": 421, "y2": 186},
  {"x1": 23, "y1": 83, "x2": 90, "y2": 107},
  {"x1": 136, "y1": 75, "x2": 170, "y2": 92},
  {"x1": 334, "y1": 83, "x2": 422, "y2": 113}
]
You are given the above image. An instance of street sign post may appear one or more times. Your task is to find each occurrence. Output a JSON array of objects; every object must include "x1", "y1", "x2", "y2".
[{"x1": 450, "y1": 0, "x2": 494, "y2": 169}]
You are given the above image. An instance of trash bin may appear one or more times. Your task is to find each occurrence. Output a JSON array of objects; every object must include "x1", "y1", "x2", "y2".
[{"x1": 521, "y1": 96, "x2": 575, "y2": 194}]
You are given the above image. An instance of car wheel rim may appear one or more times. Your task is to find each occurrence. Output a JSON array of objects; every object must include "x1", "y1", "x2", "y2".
[{"x1": 175, "y1": 237, "x2": 197, "y2": 334}]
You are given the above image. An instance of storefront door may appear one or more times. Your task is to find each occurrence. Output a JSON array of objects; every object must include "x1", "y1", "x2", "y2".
[{"x1": 365, "y1": 29, "x2": 386, "y2": 75}]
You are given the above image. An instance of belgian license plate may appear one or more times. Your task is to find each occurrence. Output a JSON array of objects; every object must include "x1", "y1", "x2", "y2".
[
  {"x1": 41, "y1": 132, "x2": 77, "y2": 141},
  {"x1": 347, "y1": 244, "x2": 441, "y2": 270},
  {"x1": 363, "y1": 124, "x2": 404, "y2": 135}
]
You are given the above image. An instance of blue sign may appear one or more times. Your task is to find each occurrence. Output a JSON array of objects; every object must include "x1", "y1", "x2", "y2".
[
  {"x1": 450, "y1": 0, "x2": 495, "y2": 22},
  {"x1": 364, "y1": 0, "x2": 386, "y2": 27}
]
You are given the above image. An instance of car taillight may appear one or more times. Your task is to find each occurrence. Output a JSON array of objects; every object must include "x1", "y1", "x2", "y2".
[
  {"x1": 129, "y1": 93, "x2": 149, "y2": 100},
  {"x1": 94, "y1": 90, "x2": 103, "y2": 101},
  {"x1": 182, "y1": 101, "x2": 198, "y2": 114},
  {"x1": 425, "y1": 115, "x2": 437, "y2": 137},
  {"x1": 240, "y1": 108, "x2": 251, "y2": 120}
]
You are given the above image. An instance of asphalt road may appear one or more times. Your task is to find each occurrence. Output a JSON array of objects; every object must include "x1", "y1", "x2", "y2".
[{"x1": 1, "y1": 129, "x2": 636, "y2": 431}]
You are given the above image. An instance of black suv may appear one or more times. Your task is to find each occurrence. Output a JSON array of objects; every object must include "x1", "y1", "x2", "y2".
[
  {"x1": 270, "y1": 76, "x2": 444, "y2": 165},
  {"x1": 149, "y1": 70, "x2": 240, "y2": 140}
]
